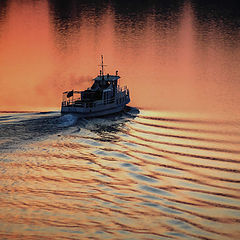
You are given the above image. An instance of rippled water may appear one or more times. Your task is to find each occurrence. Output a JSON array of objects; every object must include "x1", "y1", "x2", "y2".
[
  {"x1": 1, "y1": 0, "x2": 240, "y2": 239},
  {"x1": 0, "y1": 109, "x2": 240, "y2": 239}
]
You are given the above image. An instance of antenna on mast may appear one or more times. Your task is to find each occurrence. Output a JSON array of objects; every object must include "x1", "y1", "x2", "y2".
[{"x1": 98, "y1": 55, "x2": 107, "y2": 76}]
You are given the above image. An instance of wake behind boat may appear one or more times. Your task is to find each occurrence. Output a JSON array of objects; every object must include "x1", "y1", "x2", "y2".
[{"x1": 61, "y1": 56, "x2": 130, "y2": 117}]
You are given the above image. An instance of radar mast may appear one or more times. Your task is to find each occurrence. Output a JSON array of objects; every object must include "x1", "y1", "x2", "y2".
[{"x1": 99, "y1": 55, "x2": 107, "y2": 76}]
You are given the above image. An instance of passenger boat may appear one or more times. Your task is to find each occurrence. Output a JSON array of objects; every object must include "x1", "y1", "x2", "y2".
[{"x1": 61, "y1": 56, "x2": 130, "y2": 117}]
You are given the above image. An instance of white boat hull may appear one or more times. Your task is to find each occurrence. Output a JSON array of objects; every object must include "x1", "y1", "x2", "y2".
[{"x1": 61, "y1": 99, "x2": 130, "y2": 117}]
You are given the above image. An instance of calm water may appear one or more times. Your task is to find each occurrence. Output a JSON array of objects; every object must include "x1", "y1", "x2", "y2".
[{"x1": 1, "y1": 0, "x2": 240, "y2": 239}]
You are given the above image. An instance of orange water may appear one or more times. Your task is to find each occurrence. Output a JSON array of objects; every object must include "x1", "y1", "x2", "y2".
[
  {"x1": 0, "y1": 0, "x2": 239, "y2": 114},
  {"x1": 0, "y1": 110, "x2": 240, "y2": 239},
  {"x1": 0, "y1": 0, "x2": 240, "y2": 239}
]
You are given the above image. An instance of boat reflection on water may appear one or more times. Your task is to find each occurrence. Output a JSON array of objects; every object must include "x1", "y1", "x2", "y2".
[{"x1": 79, "y1": 106, "x2": 140, "y2": 142}]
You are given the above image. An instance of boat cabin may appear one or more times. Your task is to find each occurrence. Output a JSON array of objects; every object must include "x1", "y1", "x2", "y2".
[{"x1": 61, "y1": 56, "x2": 130, "y2": 113}]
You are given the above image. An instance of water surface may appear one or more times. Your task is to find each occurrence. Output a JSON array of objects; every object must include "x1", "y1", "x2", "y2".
[
  {"x1": 0, "y1": 0, "x2": 239, "y2": 113},
  {"x1": 0, "y1": 109, "x2": 240, "y2": 239},
  {"x1": 0, "y1": 0, "x2": 240, "y2": 239}
]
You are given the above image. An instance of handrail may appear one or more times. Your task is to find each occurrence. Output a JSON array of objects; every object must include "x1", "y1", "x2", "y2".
[{"x1": 62, "y1": 90, "x2": 129, "y2": 108}]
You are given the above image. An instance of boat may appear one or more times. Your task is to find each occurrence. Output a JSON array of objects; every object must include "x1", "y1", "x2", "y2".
[{"x1": 61, "y1": 56, "x2": 130, "y2": 117}]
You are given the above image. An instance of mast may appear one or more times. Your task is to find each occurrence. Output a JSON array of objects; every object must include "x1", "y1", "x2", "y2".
[
  {"x1": 101, "y1": 55, "x2": 104, "y2": 75},
  {"x1": 99, "y1": 55, "x2": 107, "y2": 76}
]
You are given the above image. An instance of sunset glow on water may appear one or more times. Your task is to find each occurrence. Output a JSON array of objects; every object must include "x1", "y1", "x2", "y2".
[
  {"x1": 0, "y1": 0, "x2": 239, "y2": 113},
  {"x1": 0, "y1": 0, "x2": 240, "y2": 239}
]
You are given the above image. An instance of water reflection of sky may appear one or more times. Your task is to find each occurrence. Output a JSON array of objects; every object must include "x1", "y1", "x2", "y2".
[{"x1": 0, "y1": 0, "x2": 239, "y2": 115}]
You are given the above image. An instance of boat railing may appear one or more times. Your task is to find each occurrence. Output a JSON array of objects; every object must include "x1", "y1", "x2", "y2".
[
  {"x1": 62, "y1": 90, "x2": 83, "y2": 107},
  {"x1": 62, "y1": 88, "x2": 129, "y2": 108},
  {"x1": 62, "y1": 97, "x2": 115, "y2": 108}
]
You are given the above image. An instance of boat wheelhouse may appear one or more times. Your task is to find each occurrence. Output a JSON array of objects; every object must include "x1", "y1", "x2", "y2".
[{"x1": 61, "y1": 56, "x2": 130, "y2": 117}]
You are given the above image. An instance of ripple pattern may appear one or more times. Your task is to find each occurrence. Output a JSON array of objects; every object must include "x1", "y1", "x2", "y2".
[{"x1": 0, "y1": 110, "x2": 240, "y2": 239}]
